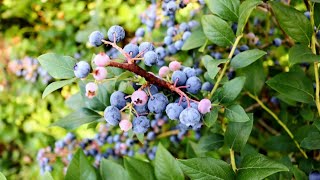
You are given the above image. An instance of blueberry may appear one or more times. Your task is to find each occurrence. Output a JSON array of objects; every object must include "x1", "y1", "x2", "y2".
[
  {"x1": 309, "y1": 171, "x2": 320, "y2": 180},
  {"x1": 188, "y1": 20, "x2": 199, "y2": 28},
  {"x1": 273, "y1": 38, "x2": 282, "y2": 47},
  {"x1": 107, "y1": 25, "x2": 125, "y2": 42},
  {"x1": 127, "y1": 149, "x2": 134, "y2": 157},
  {"x1": 167, "y1": 44, "x2": 177, "y2": 54},
  {"x1": 179, "y1": 22, "x2": 189, "y2": 32},
  {"x1": 89, "y1": 31, "x2": 104, "y2": 47},
  {"x1": 201, "y1": 82, "x2": 214, "y2": 91},
  {"x1": 124, "y1": 43, "x2": 139, "y2": 58},
  {"x1": 304, "y1": 11, "x2": 310, "y2": 19},
  {"x1": 166, "y1": 103, "x2": 184, "y2": 120},
  {"x1": 239, "y1": 45, "x2": 249, "y2": 52},
  {"x1": 148, "y1": 84, "x2": 158, "y2": 95},
  {"x1": 179, "y1": 108, "x2": 201, "y2": 127},
  {"x1": 175, "y1": 97, "x2": 188, "y2": 108},
  {"x1": 113, "y1": 134, "x2": 120, "y2": 142},
  {"x1": 186, "y1": 76, "x2": 202, "y2": 94},
  {"x1": 139, "y1": 42, "x2": 154, "y2": 56},
  {"x1": 171, "y1": 70, "x2": 187, "y2": 86},
  {"x1": 144, "y1": 51, "x2": 158, "y2": 66},
  {"x1": 214, "y1": 52, "x2": 222, "y2": 59},
  {"x1": 134, "y1": 104, "x2": 149, "y2": 115},
  {"x1": 167, "y1": 27, "x2": 177, "y2": 36},
  {"x1": 135, "y1": 28, "x2": 145, "y2": 37},
  {"x1": 132, "y1": 116, "x2": 150, "y2": 134},
  {"x1": 190, "y1": 102, "x2": 198, "y2": 110},
  {"x1": 182, "y1": 31, "x2": 192, "y2": 41},
  {"x1": 166, "y1": 1, "x2": 177, "y2": 14},
  {"x1": 164, "y1": 36, "x2": 173, "y2": 45},
  {"x1": 157, "y1": 59, "x2": 165, "y2": 67},
  {"x1": 155, "y1": 47, "x2": 166, "y2": 59},
  {"x1": 104, "y1": 106, "x2": 121, "y2": 126},
  {"x1": 110, "y1": 91, "x2": 127, "y2": 109},
  {"x1": 183, "y1": 67, "x2": 196, "y2": 78},
  {"x1": 174, "y1": 40, "x2": 184, "y2": 50},
  {"x1": 151, "y1": 119, "x2": 157, "y2": 128},
  {"x1": 74, "y1": 61, "x2": 91, "y2": 78},
  {"x1": 148, "y1": 93, "x2": 169, "y2": 114},
  {"x1": 147, "y1": 131, "x2": 156, "y2": 140}
]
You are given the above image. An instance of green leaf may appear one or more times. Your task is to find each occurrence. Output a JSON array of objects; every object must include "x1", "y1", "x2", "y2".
[
  {"x1": 0, "y1": 172, "x2": 6, "y2": 180},
  {"x1": 100, "y1": 159, "x2": 128, "y2": 180},
  {"x1": 80, "y1": 82, "x2": 110, "y2": 111},
  {"x1": 225, "y1": 104, "x2": 250, "y2": 122},
  {"x1": 220, "y1": 76, "x2": 246, "y2": 103},
  {"x1": 237, "y1": 153, "x2": 289, "y2": 180},
  {"x1": 136, "y1": 133, "x2": 144, "y2": 143},
  {"x1": 65, "y1": 149, "x2": 97, "y2": 180},
  {"x1": 270, "y1": 1, "x2": 312, "y2": 44},
  {"x1": 237, "y1": 0, "x2": 262, "y2": 35},
  {"x1": 155, "y1": 143, "x2": 184, "y2": 180},
  {"x1": 51, "y1": 108, "x2": 102, "y2": 130},
  {"x1": 230, "y1": 49, "x2": 266, "y2": 69},
  {"x1": 205, "y1": 0, "x2": 240, "y2": 22},
  {"x1": 204, "y1": 108, "x2": 219, "y2": 127},
  {"x1": 38, "y1": 53, "x2": 76, "y2": 79},
  {"x1": 202, "y1": 15, "x2": 236, "y2": 47},
  {"x1": 289, "y1": 45, "x2": 320, "y2": 65},
  {"x1": 124, "y1": 157, "x2": 155, "y2": 180},
  {"x1": 198, "y1": 133, "x2": 224, "y2": 152},
  {"x1": 202, "y1": 55, "x2": 228, "y2": 80},
  {"x1": 315, "y1": 3, "x2": 320, "y2": 28},
  {"x1": 66, "y1": 92, "x2": 86, "y2": 110},
  {"x1": 40, "y1": 172, "x2": 53, "y2": 180},
  {"x1": 266, "y1": 72, "x2": 314, "y2": 103},
  {"x1": 42, "y1": 78, "x2": 76, "y2": 99},
  {"x1": 117, "y1": 71, "x2": 134, "y2": 81},
  {"x1": 312, "y1": 0, "x2": 320, "y2": 3},
  {"x1": 182, "y1": 28, "x2": 207, "y2": 50},
  {"x1": 237, "y1": 60, "x2": 265, "y2": 95},
  {"x1": 119, "y1": 81, "x2": 135, "y2": 94},
  {"x1": 301, "y1": 132, "x2": 320, "y2": 149},
  {"x1": 225, "y1": 113, "x2": 253, "y2": 151},
  {"x1": 178, "y1": 158, "x2": 235, "y2": 180}
]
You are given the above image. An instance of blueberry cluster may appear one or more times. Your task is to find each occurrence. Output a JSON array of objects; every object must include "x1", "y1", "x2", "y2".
[{"x1": 8, "y1": 57, "x2": 52, "y2": 84}]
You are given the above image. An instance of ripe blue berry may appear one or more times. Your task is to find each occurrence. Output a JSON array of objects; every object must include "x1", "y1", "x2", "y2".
[
  {"x1": 239, "y1": 45, "x2": 249, "y2": 52},
  {"x1": 107, "y1": 25, "x2": 125, "y2": 42},
  {"x1": 124, "y1": 43, "x2": 139, "y2": 58},
  {"x1": 179, "y1": 22, "x2": 189, "y2": 32},
  {"x1": 104, "y1": 106, "x2": 121, "y2": 126},
  {"x1": 148, "y1": 84, "x2": 158, "y2": 95},
  {"x1": 167, "y1": 27, "x2": 177, "y2": 36},
  {"x1": 201, "y1": 82, "x2": 214, "y2": 91},
  {"x1": 182, "y1": 31, "x2": 191, "y2": 41},
  {"x1": 190, "y1": 102, "x2": 198, "y2": 110},
  {"x1": 164, "y1": 36, "x2": 173, "y2": 45},
  {"x1": 166, "y1": 103, "x2": 184, "y2": 120},
  {"x1": 183, "y1": 67, "x2": 196, "y2": 78},
  {"x1": 147, "y1": 93, "x2": 169, "y2": 114},
  {"x1": 155, "y1": 47, "x2": 166, "y2": 59},
  {"x1": 89, "y1": 31, "x2": 104, "y2": 47},
  {"x1": 134, "y1": 104, "x2": 149, "y2": 115},
  {"x1": 174, "y1": 40, "x2": 184, "y2": 50},
  {"x1": 186, "y1": 76, "x2": 202, "y2": 94},
  {"x1": 273, "y1": 38, "x2": 282, "y2": 47},
  {"x1": 309, "y1": 171, "x2": 320, "y2": 180},
  {"x1": 110, "y1": 91, "x2": 127, "y2": 109},
  {"x1": 171, "y1": 70, "x2": 187, "y2": 86},
  {"x1": 175, "y1": 97, "x2": 188, "y2": 108},
  {"x1": 147, "y1": 131, "x2": 156, "y2": 140},
  {"x1": 179, "y1": 107, "x2": 201, "y2": 127},
  {"x1": 132, "y1": 116, "x2": 150, "y2": 134},
  {"x1": 167, "y1": 44, "x2": 177, "y2": 54},
  {"x1": 135, "y1": 28, "x2": 145, "y2": 37},
  {"x1": 144, "y1": 51, "x2": 158, "y2": 66},
  {"x1": 139, "y1": 42, "x2": 154, "y2": 56},
  {"x1": 74, "y1": 61, "x2": 91, "y2": 78}
]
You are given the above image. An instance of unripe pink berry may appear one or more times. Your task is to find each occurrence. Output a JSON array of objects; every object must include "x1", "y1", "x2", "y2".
[
  {"x1": 93, "y1": 67, "x2": 107, "y2": 80},
  {"x1": 159, "y1": 66, "x2": 170, "y2": 78},
  {"x1": 169, "y1": 61, "x2": 181, "y2": 71},
  {"x1": 131, "y1": 90, "x2": 148, "y2": 106},
  {"x1": 198, "y1": 99, "x2": 212, "y2": 114},
  {"x1": 119, "y1": 119, "x2": 132, "y2": 132},
  {"x1": 93, "y1": 52, "x2": 110, "y2": 67},
  {"x1": 85, "y1": 82, "x2": 98, "y2": 99}
]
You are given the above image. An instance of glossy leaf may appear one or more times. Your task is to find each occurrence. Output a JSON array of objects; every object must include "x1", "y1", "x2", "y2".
[
  {"x1": 202, "y1": 15, "x2": 235, "y2": 47},
  {"x1": 198, "y1": 133, "x2": 224, "y2": 152},
  {"x1": 220, "y1": 76, "x2": 246, "y2": 103},
  {"x1": 51, "y1": 108, "x2": 102, "y2": 130},
  {"x1": 230, "y1": 49, "x2": 266, "y2": 69},
  {"x1": 100, "y1": 159, "x2": 128, "y2": 180},
  {"x1": 205, "y1": 0, "x2": 240, "y2": 22},
  {"x1": 155, "y1": 143, "x2": 184, "y2": 180},
  {"x1": 65, "y1": 149, "x2": 97, "y2": 180},
  {"x1": 38, "y1": 53, "x2": 76, "y2": 79},
  {"x1": 270, "y1": 1, "x2": 312, "y2": 44},
  {"x1": 237, "y1": 0, "x2": 262, "y2": 35},
  {"x1": 124, "y1": 157, "x2": 155, "y2": 180},
  {"x1": 182, "y1": 28, "x2": 207, "y2": 50},
  {"x1": 289, "y1": 45, "x2": 319, "y2": 65},
  {"x1": 225, "y1": 104, "x2": 250, "y2": 122},
  {"x1": 237, "y1": 153, "x2": 289, "y2": 180},
  {"x1": 266, "y1": 72, "x2": 314, "y2": 103},
  {"x1": 42, "y1": 78, "x2": 76, "y2": 99},
  {"x1": 178, "y1": 158, "x2": 235, "y2": 180},
  {"x1": 301, "y1": 132, "x2": 320, "y2": 149}
]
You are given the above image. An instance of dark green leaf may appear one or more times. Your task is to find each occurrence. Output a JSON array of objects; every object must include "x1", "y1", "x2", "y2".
[
  {"x1": 266, "y1": 72, "x2": 314, "y2": 103},
  {"x1": 182, "y1": 28, "x2": 207, "y2": 50},
  {"x1": 38, "y1": 53, "x2": 76, "y2": 79},
  {"x1": 237, "y1": 0, "x2": 262, "y2": 35},
  {"x1": 205, "y1": 0, "x2": 240, "y2": 22},
  {"x1": 315, "y1": 3, "x2": 320, "y2": 27},
  {"x1": 301, "y1": 132, "x2": 320, "y2": 149},
  {"x1": 237, "y1": 60, "x2": 265, "y2": 95},
  {"x1": 124, "y1": 157, "x2": 155, "y2": 180},
  {"x1": 42, "y1": 78, "x2": 76, "y2": 99},
  {"x1": 225, "y1": 113, "x2": 253, "y2": 151},
  {"x1": 65, "y1": 149, "x2": 97, "y2": 180},
  {"x1": 220, "y1": 76, "x2": 246, "y2": 103},
  {"x1": 204, "y1": 108, "x2": 219, "y2": 127},
  {"x1": 230, "y1": 49, "x2": 266, "y2": 69},
  {"x1": 100, "y1": 159, "x2": 128, "y2": 180},
  {"x1": 51, "y1": 108, "x2": 102, "y2": 130},
  {"x1": 178, "y1": 158, "x2": 235, "y2": 180},
  {"x1": 225, "y1": 104, "x2": 250, "y2": 122},
  {"x1": 313, "y1": 120, "x2": 320, "y2": 132},
  {"x1": 155, "y1": 143, "x2": 184, "y2": 180},
  {"x1": 198, "y1": 133, "x2": 224, "y2": 152},
  {"x1": 289, "y1": 45, "x2": 319, "y2": 65},
  {"x1": 237, "y1": 153, "x2": 289, "y2": 180},
  {"x1": 202, "y1": 15, "x2": 235, "y2": 47},
  {"x1": 270, "y1": 1, "x2": 312, "y2": 44},
  {"x1": 265, "y1": 135, "x2": 297, "y2": 152}
]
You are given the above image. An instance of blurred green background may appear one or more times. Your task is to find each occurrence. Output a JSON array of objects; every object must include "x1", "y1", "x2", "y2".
[{"x1": 0, "y1": 0, "x2": 146, "y2": 179}]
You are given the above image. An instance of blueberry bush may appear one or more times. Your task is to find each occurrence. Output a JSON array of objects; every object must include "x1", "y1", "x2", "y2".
[{"x1": 3, "y1": 0, "x2": 320, "y2": 179}]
